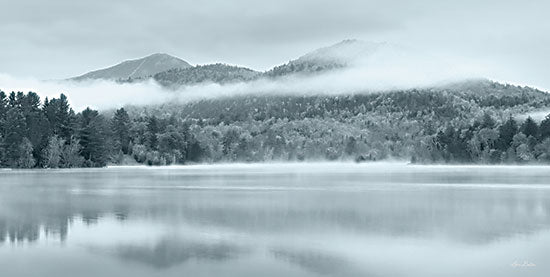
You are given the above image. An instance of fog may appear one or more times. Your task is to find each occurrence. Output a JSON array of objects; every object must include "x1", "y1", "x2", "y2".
[
  {"x1": 0, "y1": 44, "x2": 491, "y2": 111},
  {"x1": 0, "y1": 73, "x2": 172, "y2": 111},
  {"x1": 2, "y1": 0, "x2": 550, "y2": 92},
  {"x1": 2, "y1": 164, "x2": 550, "y2": 276}
]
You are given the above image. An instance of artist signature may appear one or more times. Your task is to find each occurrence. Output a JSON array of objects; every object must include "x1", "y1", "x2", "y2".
[{"x1": 510, "y1": 261, "x2": 536, "y2": 267}]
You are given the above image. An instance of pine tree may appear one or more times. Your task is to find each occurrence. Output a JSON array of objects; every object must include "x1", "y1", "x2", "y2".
[
  {"x1": 520, "y1": 116, "x2": 539, "y2": 139},
  {"x1": 78, "y1": 108, "x2": 110, "y2": 167},
  {"x1": 496, "y1": 117, "x2": 518, "y2": 151},
  {"x1": 111, "y1": 108, "x2": 131, "y2": 154},
  {"x1": 8, "y1": 92, "x2": 17, "y2": 108},
  {"x1": 20, "y1": 92, "x2": 48, "y2": 164},
  {"x1": 540, "y1": 115, "x2": 550, "y2": 140},
  {"x1": 4, "y1": 108, "x2": 27, "y2": 167},
  {"x1": 44, "y1": 94, "x2": 74, "y2": 141},
  {"x1": 0, "y1": 91, "x2": 7, "y2": 164},
  {"x1": 0, "y1": 91, "x2": 7, "y2": 121},
  {"x1": 146, "y1": 116, "x2": 160, "y2": 150}
]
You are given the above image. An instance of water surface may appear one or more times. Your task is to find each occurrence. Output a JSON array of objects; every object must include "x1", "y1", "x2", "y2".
[{"x1": 0, "y1": 163, "x2": 548, "y2": 276}]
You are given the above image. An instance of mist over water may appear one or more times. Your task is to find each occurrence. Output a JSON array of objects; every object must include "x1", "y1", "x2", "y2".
[
  {"x1": 0, "y1": 163, "x2": 549, "y2": 277},
  {"x1": 1, "y1": 1, "x2": 550, "y2": 277}
]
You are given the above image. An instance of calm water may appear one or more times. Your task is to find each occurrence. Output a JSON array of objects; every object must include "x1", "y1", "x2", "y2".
[{"x1": 0, "y1": 163, "x2": 549, "y2": 277}]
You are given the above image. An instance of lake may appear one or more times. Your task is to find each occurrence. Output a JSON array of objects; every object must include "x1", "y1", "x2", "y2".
[{"x1": 0, "y1": 163, "x2": 548, "y2": 277}]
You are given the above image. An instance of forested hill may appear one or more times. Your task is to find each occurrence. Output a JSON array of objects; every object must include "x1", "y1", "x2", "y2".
[
  {"x1": 80, "y1": 40, "x2": 399, "y2": 87},
  {"x1": 1, "y1": 79, "x2": 550, "y2": 168},
  {"x1": 153, "y1": 64, "x2": 260, "y2": 87},
  {"x1": 264, "y1": 39, "x2": 381, "y2": 77}
]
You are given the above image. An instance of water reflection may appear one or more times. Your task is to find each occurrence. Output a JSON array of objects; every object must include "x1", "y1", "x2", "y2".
[
  {"x1": 99, "y1": 238, "x2": 245, "y2": 269},
  {"x1": 0, "y1": 164, "x2": 549, "y2": 276},
  {"x1": 271, "y1": 248, "x2": 353, "y2": 275},
  {"x1": 1, "y1": 187, "x2": 549, "y2": 245}
]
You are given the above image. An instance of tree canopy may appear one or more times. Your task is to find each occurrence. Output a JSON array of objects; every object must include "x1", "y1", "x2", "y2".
[{"x1": 2, "y1": 80, "x2": 550, "y2": 168}]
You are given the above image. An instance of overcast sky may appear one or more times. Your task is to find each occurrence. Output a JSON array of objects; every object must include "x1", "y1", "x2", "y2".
[{"x1": 1, "y1": 0, "x2": 549, "y2": 89}]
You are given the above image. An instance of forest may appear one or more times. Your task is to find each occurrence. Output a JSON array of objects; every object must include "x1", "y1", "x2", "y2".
[{"x1": 1, "y1": 79, "x2": 550, "y2": 168}]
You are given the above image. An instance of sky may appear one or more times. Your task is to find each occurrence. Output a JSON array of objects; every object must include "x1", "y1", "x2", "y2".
[{"x1": 0, "y1": 0, "x2": 549, "y2": 90}]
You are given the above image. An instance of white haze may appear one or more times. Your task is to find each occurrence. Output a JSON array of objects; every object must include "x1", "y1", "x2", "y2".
[
  {"x1": 0, "y1": 45, "x2": 496, "y2": 111},
  {"x1": 0, "y1": 74, "x2": 172, "y2": 111}
]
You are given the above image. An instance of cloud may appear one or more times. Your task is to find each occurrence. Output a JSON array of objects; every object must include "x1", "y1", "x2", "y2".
[
  {"x1": 0, "y1": 74, "x2": 172, "y2": 111},
  {"x1": 2, "y1": 0, "x2": 549, "y2": 89},
  {"x1": 0, "y1": 46, "x2": 487, "y2": 111}
]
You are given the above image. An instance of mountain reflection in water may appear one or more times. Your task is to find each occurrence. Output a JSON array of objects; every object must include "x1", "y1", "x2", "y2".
[{"x1": 0, "y1": 164, "x2": 549, "y2": 277}]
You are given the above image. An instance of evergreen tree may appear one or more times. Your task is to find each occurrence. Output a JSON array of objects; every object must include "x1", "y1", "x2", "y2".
[
  {"x1": 0, "y1": 91, "x2": 7, "y2": 164},
  {"x1": 7, "y1": 92, "x2": 17, "y2": 108},
  {"x1": 78, "y1": 108, "x2": 110, "y2": 167},
  {"x1": 3, "y1": 108, "x2": 27, "y2": 167},
  {"x1": 520, "y1": 116, "x2": 539, "y2": 139},
  {"x1": 3, "y1": 86, "x2": 550, "y2": 167},
  {"x1": 20, "y1": 92, "x2": 48, "y2": 164},
  {"x1": 44, "y1": 94, "x2": 74, "y2": 141},
  {"x1": 146, "y1": 116, "x2": 160, "y2": 150},
  {"x1": 496, "y1": 117, "x2": 518, "y2": 151},
  {"x1": 222, "y1": 128, "x2": 240, "y2": 158},
  {"x1": 111, "y1": 108, "x2": 131, "y2": 154},
  {"x1": 540, "y1": 115, "x2": 550, "y2": 140},
  {"x1": 0, "y1": 91, "x2": 7, "y2": 121}
]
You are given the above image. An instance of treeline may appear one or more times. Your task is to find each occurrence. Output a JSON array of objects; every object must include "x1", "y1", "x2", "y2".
[
  {"x1": 118, "y1": 63, "x2": 260, "y2": 88},
  {"x1": 2, "y1": 80, "x2": 550, "y2": 168},
  {"x1": 153, "y1": 63, "x2": 259, "y2": 87},
  {"x1": 413, "y1": 114, "x2": 550, "y2": 163},
  {"x1": 0, "y1": 91, "x2": 113, "y2": 168},
  {"x1": 120, "y1": 60, "x2": 344, "y2": 88}
]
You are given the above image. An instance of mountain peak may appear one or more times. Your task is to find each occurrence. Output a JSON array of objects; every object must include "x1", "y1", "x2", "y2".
[
  {"x1": 335, "y1": 38, "x2": 362, "y2": 45},
  {"x1": 297, "y1": 39, "x2": 386, "y2": 64},
  {"x1": 265, "y1": 39, "x2": 388, "y2": 77},
  {"x1": 143, "y1": 53, "x2": 176, "y2": 59},
  {"x1": 72, "y1": 53, "x2": 191, "y2": 81}
]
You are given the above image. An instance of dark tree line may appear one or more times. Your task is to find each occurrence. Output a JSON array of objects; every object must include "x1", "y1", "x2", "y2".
[
  {"x1": 2, "y1": 80, "x2": 550, "y2": 168},
  {"x1": 413, "y1": 114, "x2": 550, "y2": 163},
  {"x1": 0, "y1": 91, "x2": 114, "y2": 168}
]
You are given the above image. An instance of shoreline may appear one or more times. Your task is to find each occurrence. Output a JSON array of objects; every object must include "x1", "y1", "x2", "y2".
[{"x1": 3, "y1": 161, "x2": 550, "y2": 172}]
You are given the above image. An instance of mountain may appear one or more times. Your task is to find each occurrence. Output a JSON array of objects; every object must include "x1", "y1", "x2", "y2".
[
  {"x1": 68, "y1": 39, "x2": 403, "y2": 86},
  {"x1": 118, "y1": 79, "x2": 550, "y2": 164},
  {"x1": 71, "y1": 53, "x2": 191, "y2": 81},
  {"x1": 296, "y1": 39, "x2": 385, "y2": 65},
  {"x1": 265, "y1": 39, "x2": 386, "y2": 77},
  {"x1": 4, "y1": 79, "x2": 550, "y2": 168},
  {"x1": 153, "y1": 63, "x2": 260, "y2": 88}
]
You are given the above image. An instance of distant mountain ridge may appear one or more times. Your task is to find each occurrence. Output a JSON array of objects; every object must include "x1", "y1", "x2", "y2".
[
  {"x1": 69, "y1": 39, "x2": 390, "y2": 85},
  {"x1": 71, "y1": 53, "x2": 191, "y2": 81},
  {"x1": 265, "y1": 39, "x2": 386, "y2": 77},
  {"x1": 67, "y1": 40, "x2": 526, "y2": 93},
  {"x1": 153, "y1": 63, "x2": 260, "y2": 87}
]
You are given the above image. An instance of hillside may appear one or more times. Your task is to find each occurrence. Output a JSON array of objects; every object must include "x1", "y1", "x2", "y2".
[
  {"x1": 264, "y1": 39, "x2": 387, "y2": 77},
  {"x1": 119, "y1": 79, "x2": 550, "y2": 164},
  {"x1": 2, "y1": 79, "x2": 550, "y2": 167},
  {"x1": 71, "y1": 53, "x2": 191, "y2": 81},
  {"x1": 153, "y1": 63, "x2": 260, "y2": 88},
  {"x1": 105, "y1": 39, "x2": 401, "y2": 86}
]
